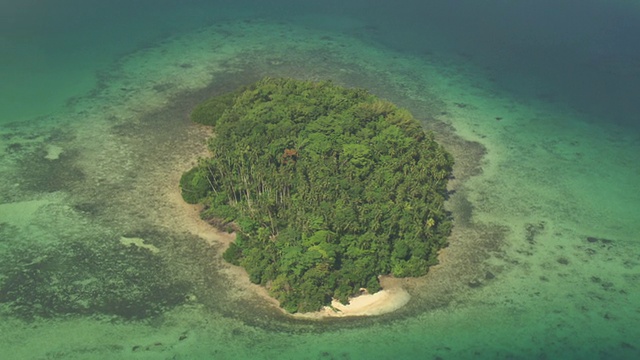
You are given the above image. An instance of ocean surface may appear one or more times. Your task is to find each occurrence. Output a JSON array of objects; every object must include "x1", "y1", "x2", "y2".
[{"x1": 1, "y1": 1, "x2": 639, "y2": 359}]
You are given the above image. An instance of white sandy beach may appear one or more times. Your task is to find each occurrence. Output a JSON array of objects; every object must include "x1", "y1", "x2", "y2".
[
  {"x1": 294, "y1": 276, "x2": 411, "y2": 319},
  {"x1": 170, "y1": 170, "x2": 411, "y2": 318}
]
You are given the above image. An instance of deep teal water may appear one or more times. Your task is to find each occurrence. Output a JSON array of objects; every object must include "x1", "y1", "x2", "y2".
[
  {"x1": 1, "y1": 1, "x2": 639, "y2": 359},
  {"x1": 3, "y1": 0, "x2": 638, "y2": 126},
  {"x1": 351, "y1": 0, "x2": 640, "y2": 127}
]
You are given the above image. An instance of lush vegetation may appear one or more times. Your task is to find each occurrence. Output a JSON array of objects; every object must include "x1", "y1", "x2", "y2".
[{"x1": 181, "y1": 77, "x2": 454, "y2": 313}]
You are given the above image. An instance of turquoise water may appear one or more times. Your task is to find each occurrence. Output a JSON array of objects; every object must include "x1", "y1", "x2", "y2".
[{"x1": 1, "y1": 1, "x2": 639, "y2": 359}]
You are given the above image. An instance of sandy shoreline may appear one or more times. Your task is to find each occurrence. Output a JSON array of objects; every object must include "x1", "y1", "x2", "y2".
[
  {"x1": 293, "y1": 276, "x2": 411, "y2": 319},
  {"x1": 157, "y1": 122, "x2": 412, "y2": 318},
  {"x1": 169, "y1": 176, "x2": 411, "y2": 318}
]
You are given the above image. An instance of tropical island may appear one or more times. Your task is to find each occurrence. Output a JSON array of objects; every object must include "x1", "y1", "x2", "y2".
[{"x1": 180, "y1": 77, "x2": 454, "y2": 313}]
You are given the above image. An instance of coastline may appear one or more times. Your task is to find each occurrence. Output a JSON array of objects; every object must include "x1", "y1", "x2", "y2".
[
  {"x1": 292, "y1": 276, "x2": 411, "y2": 319},
  {"x1": 171, "y1": 173, "x2": 412, "y2": 318}
]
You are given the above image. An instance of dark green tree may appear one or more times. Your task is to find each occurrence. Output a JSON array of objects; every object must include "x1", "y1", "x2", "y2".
[{"x1": 180, "y1": 77, "x2": 454, "y2": 313}]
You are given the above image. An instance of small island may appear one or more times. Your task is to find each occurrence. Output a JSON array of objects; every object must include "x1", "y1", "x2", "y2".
[{"x1": 181, "y1": 78, "x2": 454, "y2": 313}]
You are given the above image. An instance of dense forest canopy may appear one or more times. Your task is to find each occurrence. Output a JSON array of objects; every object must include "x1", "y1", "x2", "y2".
[{"x1": 181, "y1": 78, "x2": 454, "y2": 313}]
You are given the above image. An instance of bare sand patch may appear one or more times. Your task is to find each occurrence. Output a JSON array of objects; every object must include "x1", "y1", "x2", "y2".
[
  {"x1": 119, "y1": 236, "x2": 160, "y2": 254},
  {"x1": 294, "y1": 276, "x2": 411, "y2": 319},
  {"x1": 0, "y1": 195, "x2": 60, "y2": 228},
  {"x1": 44, "y1": 144, "x2": 63, "y2": 160}
]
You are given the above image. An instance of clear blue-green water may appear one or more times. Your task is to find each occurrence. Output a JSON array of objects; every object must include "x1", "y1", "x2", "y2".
[{"x1": 1, "y1": 1, "x2": 639, "y2": 359}]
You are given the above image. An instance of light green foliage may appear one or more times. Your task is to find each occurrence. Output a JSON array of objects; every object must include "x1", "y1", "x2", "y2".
[
  {"x1": 181, "y1": 77, "x2": 454, "y2": 313},
  {"x1": 179, "y1": 167, "x2": 211, "y2": 204},
  {"x1": 190, "y1": 88, "x2": 245, "y2": 126}
]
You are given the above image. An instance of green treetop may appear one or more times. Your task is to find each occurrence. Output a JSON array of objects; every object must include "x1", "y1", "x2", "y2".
[{"x1": 181, "y1": 77, "x2": 454, "y2": 313}]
